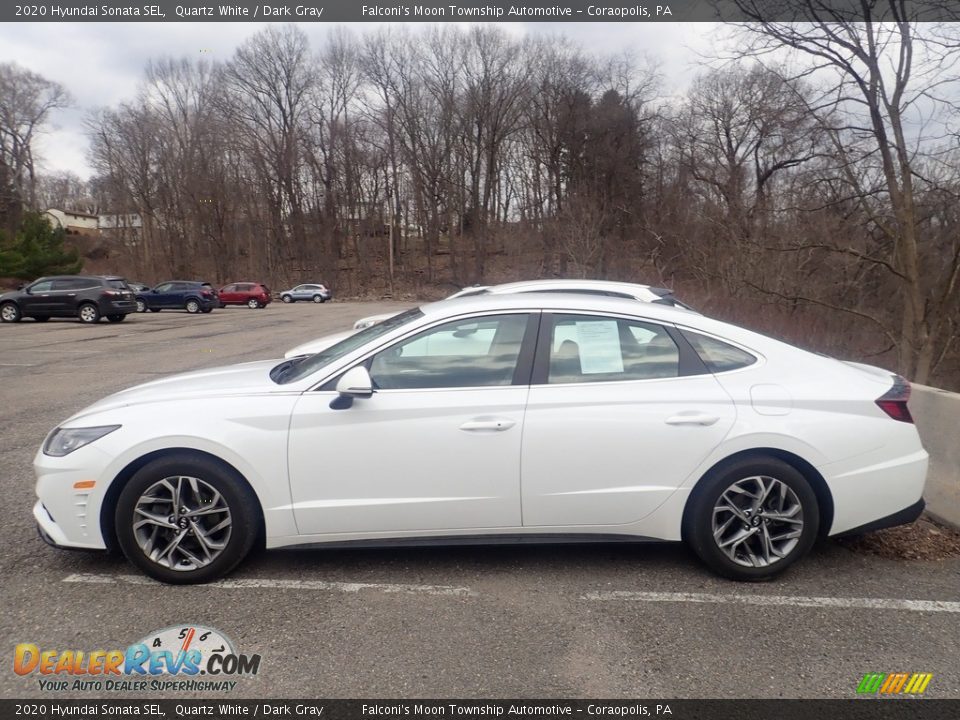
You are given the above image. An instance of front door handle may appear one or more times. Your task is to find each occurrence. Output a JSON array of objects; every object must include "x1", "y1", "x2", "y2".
[
  {"x1": 460, "y1": 418, "x2": 516, "y2": 432},
  {"x1": 665, "y1": 413, "x2": 720, "y2": 426}
]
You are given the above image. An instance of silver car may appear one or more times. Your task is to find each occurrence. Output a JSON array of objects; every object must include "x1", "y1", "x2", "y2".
[{"x1": 279, "y1": 283, "x2": 332, "y2": 304}]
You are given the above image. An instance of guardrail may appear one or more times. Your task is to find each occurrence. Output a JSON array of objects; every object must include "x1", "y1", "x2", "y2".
[{"x1": 910, "y1": 385, "x2": 960, "y2": 528}]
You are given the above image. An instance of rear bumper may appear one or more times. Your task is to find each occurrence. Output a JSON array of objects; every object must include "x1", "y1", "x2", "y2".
[
  {"x1": 97, "y1": 299, "x2": 136, "y2": 314},
  {"x1": 826, "y1": 448, "x2": 928, "y2": 535},
  {"x1": 834, "y1": 498, "x2": 925, "y2": 537}
]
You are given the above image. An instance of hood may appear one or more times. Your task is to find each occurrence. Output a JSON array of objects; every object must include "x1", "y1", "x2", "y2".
[
  {"x1": 66, "y1": 359, "x2": 286, "y2": 422},
  {"x1": 284, "y1": 330, "x2": 353, "y2": 358}
]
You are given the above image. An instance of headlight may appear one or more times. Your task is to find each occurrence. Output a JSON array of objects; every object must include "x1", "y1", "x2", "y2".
[{"x1": 43, "y1": 425, "x2": 120, "y2": 457}]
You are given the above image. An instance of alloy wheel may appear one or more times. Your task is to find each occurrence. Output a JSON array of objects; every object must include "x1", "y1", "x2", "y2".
[
  {"x1": 78, "y1": 304, "x2": 99, "y2": 323},
  {"x1": 711, "y1": 475, "x2": 804, "y2": 568},
  {"x1": 131, "y1": 475, "x2": 232, "y2": 572}
]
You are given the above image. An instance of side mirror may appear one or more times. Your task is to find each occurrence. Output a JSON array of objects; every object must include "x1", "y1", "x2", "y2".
[
  {"x1": 330, "y1": 366, "x2": 373, "y2": 409},
  {"x1": 17, "y1": 284, "x2": 25, "y2": 291}
]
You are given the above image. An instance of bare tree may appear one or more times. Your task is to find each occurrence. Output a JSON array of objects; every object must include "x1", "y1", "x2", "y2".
[
  {"x1": 728, "y1": 1, "x2": 960, "y2": 382},
  {"x1": 0, "y1": 62, "x2": 69, "y2": 236}
]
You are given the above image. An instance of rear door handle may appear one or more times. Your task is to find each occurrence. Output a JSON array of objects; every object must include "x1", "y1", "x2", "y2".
[
  {"x1": 665, "y1": 413, "x2": 720, "y2": 426},
  {"x1": 460, "y1": 418, "x2": 516, "y2": 432}
]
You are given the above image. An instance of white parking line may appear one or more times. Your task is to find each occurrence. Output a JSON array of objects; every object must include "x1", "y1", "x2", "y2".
[
  {"x1": 63, "y1": 572, "x2": 476, "y2": 597},
  {"x1": 583, "y1": 590, "x2": 960, "y2": 613}
]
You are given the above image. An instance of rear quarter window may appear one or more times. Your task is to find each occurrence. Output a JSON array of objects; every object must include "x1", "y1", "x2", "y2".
[{"x1": 682, "y1": 331, "x2": 757, "y2": 373}]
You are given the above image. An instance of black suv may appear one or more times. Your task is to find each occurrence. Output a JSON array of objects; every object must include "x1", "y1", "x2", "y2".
[
  {"x1": 0, "y1": 276, "x2": 137, "y2": 324},
  {"x1": 135, "y1": 280, "x2": 219, "y2": 314}
]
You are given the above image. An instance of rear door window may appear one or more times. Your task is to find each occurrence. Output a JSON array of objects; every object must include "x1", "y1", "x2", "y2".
[{"x1": 548, "y1": 315, "x2": 680, "y2": 383}]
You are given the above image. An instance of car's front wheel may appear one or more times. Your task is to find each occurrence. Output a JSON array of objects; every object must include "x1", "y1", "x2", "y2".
[
  {"x1": 135, "y1": 299, "x2": 147, "y2": 313},
  {"x1": 281, "y1": 295, "x2": 293, "y2": 303},
  {"x1": 1, "y1": 302, "x2": 22, "y2": 323},
  {"x1": 684, "y1": 457, "x2": 818, "y2": 581},
  {"x1": 78, "y1": 303, "x2": 101, "y2": 324},
  {"x1": 185, "y1": 299, "x2": 201, "y2": 313},
  {"x1": 115, "y1": 454, "x2": 260, "y2": 584}
]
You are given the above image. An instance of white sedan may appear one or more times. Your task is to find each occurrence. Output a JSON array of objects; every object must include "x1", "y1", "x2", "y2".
[
  {"x1": 34, "y1": 293, "x2": 927, "y2": 584},
  {"x1": 284, "y1": 278, "x2": 694, "y2": 358}
]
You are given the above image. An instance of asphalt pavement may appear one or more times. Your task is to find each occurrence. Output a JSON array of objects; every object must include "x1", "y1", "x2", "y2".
[{"x1": 1, "y1": 301, "x2": 958, "y2": 700}]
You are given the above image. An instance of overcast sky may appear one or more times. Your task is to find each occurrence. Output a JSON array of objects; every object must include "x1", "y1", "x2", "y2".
[{"x1": 0, "y1": 22, "x2": 724, "y2": 181}]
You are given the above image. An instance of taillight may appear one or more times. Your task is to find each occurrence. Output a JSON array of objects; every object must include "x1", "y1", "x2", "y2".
[
  {"x1": 102, "y1": 290, "x2": 122, "y2": 298},
  {"x1": 201, "y1": 290, "x2": 211, "y2": 298},
  {"x1": 876, "y1": 375, "x2": 913, "y2": 423}
]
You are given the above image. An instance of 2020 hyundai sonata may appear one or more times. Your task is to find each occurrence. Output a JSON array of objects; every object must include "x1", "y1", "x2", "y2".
[{"x1": 34, "y1": 293, "x2": 927, "y2": 584}]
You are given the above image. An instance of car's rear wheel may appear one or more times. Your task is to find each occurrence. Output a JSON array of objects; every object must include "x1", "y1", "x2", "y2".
[
  {"x1": 78, "y1": 303, "x2": 101, "y2": 324},
  {"x1": 185, "y1": 299, "x2": 200, "y2": 313},
  {"x1": 115, "y1": 455, "x2": 260, "y2": 584},
  {"x1": 135, "y1": 299, "x2": 147, "y2": 313},
  {"x1": 1, "y1": 302, "x2": 22, "y2": 323},
  {"x1": 281, "y1": 295, "x2": 293, "y2": 303},
  {"x1": 312, "y1": 294, "x2": 324, "y2": 303},
  {"x1": 685, "y1": 457, "x2": 818, "y2": 581},
  {"x1": 247, "y1": 298, "x2": 260, "y2": 309},
  {"x1": 106, "y1": 314, "x2": 126, "y2": 323}
]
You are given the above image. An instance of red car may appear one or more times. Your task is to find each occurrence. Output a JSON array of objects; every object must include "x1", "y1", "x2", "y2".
[{"x1": 218, "y1": 282, "x2": 272, "y2": 309}]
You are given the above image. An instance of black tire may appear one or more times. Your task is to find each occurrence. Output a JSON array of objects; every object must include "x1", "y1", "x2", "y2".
[
  {"x1": 185, "y1": 299, "x2": 201, "y2": 314},
  {"x1": 135, "y1": 299, "x2": 147, "y2": 313},
  {"x1": 32, "y1": 316, "x2": 50, "y2": 322},
  {"x1": 312, "y1": 294, "x2": 324, "y2": 304},
  {"x1": 1, "y1": 302, "x2": 22, "y2": 323},
  {"x1": 114, "y1": 454, "x2": 260, "y2": 584},
  {"x1": 247, "y1": 298, "x2": 260, "y2": 309},
  {"x1": 281, "y1": 295, "x2": 293, "y2": 303},
  {"x1": 77, "y1": 303, "x2": 101, "y2": 324},
  {"x1": 684, "y1": 457, "x2": 819, "y2": 581},
  {"x1": 150, "y1": 308, "x2": 161, "y2": 313},
  {"x1": 107, "y1": 314, "x2": 126, "y2": 322}
]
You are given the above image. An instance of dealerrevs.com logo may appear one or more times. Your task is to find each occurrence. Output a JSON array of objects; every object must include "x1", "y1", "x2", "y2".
[
  {"x1": 857, "y1": 672, "x2": 933, "y2": 696},
  {"x1": 14, "y1": 625, "x2": 260, "y2": 693}
]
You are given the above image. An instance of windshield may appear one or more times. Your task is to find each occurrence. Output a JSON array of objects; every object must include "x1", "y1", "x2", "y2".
[{"x1": 271, "y1": 307, "x2": 424, "y2": 385}]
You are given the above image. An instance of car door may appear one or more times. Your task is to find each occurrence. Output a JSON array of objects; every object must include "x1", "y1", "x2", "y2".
[
  {"x1": 148, "y1": 282, "x2": 171, "y2": 308},
  {"x1": 220, "y1": 284, "x2": 237, "y2": 304},
  {"x1": 19, "y1": 279, "x2": 56, "y2": 314},
  {"x1": 520, "y1": 312, "x2": 736, "y2": 527},
  {"x1": 48, "y1": 278, "x2": 85, "y2": 315},
  {"x1": 287, "y1": 312, "x2": 538, "y2": 536}
]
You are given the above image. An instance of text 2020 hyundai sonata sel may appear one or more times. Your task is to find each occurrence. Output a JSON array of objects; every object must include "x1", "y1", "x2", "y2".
[{"x1": 34, "y1": 293, "x2": 927, "y2": 584}]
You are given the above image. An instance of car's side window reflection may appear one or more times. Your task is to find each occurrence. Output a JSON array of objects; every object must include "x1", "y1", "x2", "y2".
[
  {"x1": 370, "y1": 314, "x2": 529, "y2": 390},
  {"x1": 548, "y1": 314, "x2": 680, "y2": 384}
]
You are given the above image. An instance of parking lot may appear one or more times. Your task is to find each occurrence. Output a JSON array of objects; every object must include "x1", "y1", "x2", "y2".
[{"x1": 1, "y1": 301, "x2": 959, "y2": 699}]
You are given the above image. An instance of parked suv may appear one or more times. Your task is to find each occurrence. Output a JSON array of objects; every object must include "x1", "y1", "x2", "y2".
[
  {"x1": 218, "y1": 282, "x2": 271, "y2": 309},
  {"x1": 279, "y1": 283, "x2": 331, "y2": 303},
  {"x1": 135, "y1": 281, "x2": 219, "y2": 314},
  {"x1": 0, "y1": 275, "x2": 137, "y2": 324}
]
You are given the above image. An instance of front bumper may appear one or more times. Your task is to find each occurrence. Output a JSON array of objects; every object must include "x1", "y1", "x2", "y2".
[{"x1": 34, "y1": 500, "x2": 104, "y2": 550}]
